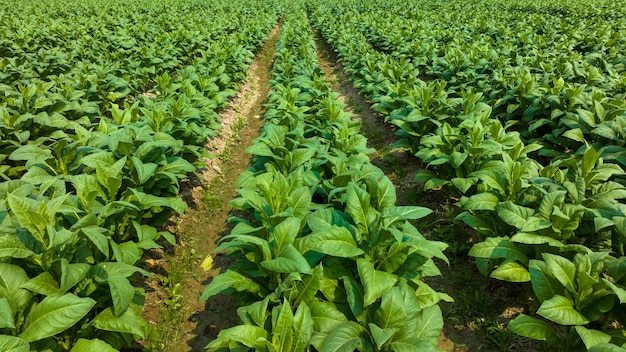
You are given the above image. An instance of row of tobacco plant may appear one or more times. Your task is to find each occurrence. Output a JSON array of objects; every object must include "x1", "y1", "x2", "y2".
[
  {"x1": 309, "y1": 0, "x2": 626, "y2": 350},
  {"x1": 201, "y1": 6, "x2": 451, "y2": 352},
  {"x1": 0, "y1": 0, "x2": 281, "y2": 350}
]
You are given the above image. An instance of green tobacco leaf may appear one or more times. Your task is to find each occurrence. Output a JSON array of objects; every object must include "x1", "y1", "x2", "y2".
[
  {"x1": 375, "y1": 176, "x2": 396, "y2": 209},
  {"x1": 451, "y1": 177, "x2": 476, "y2": 194},
  {"x1": 91, "y1": 306, "x2": 145, "y2": 338},
  {"x1": 0, "y1": 298, "x2": 15, "y2": 329},
  {"x1": 300, "y1": 226, "x2": 364, "y2": 258},
  {"x1": 292, "y1": 302, "x2": 314, "y2": 351},
  {"x1": 602, "y1": 279, "x2": 626, "y2": 304},
  {"x1": 342, "y1": 276, "x2": 364, "y2": 320},
  {"x1": 357, "y1": 258, "x2": 397, "y2": 307},
  {"x1": 529, "y1": 260, "x2": 561, "y2": 302},
  {"x1": 495, "y1": 201, "x2": 534, "y2": 229},
  {"x1": 320, "y1": 321, "x2": 367, "y2": 352},
  {"x1": 287, "y1": 186, "x2": 312, "y2": 219},
  {"x1": 508, "y1": 314, "x2": 560, "y2": 345},
  {"x1": 414, "y1": 305, "x2": 444, "y2": 344},
  {"x1": 207, "y1": 325, "x2": 268, "y2": 349},
  {"x1": 9, "y1": 144, "x2": 51, "y2": 163},
  {"x1": 0, "y1": 263, "x2": 32, "y2": 311},
  {"x1": 272, "y1": 300, "x2": 294, "y2": 352},
  {"x1": 70, "y1": 338, "x2": 117, "y2": 352},
  {"x1": 490, "y1": 260, "x2": 530, "y2": 282},
  {"x1": 108, "y1": 276, "x2": 134, "y2": 317},
  {"x1": 19, "y1": 294, "x2": 96, "y2": 342},
  {"x1": 200, "y1": 270, "x2": 261, "y2": 302},
  {"x1": 293, "y1": 264, "x2": 323, "y2": 306},
  {"x1": 537, "y1": 295, "x2": 589, "y2": 325},
  {"x1": 468, "y1": 237, "x2": 529, "y2": 264},
  {"x1": 81, "y1": 226, "x2": 110, "y2": 258},
  {"x1": 261, "y1": 244, "x2": 312, "y2": 274},
  {"x1": 270, "y1": 217, "x2": 301, "y2": 255},
  {"x1": 381, "y1": 206, "x2": 432, "y2": 227},
  {"x1": 346, "y1": 183, "x2": 370, "y2": 234},
  {"x1": 0, "y1": 335, "x2": 29, "y2": 352},
  {"x1": 575, "y1": 326, "x2": 611, "y2": 350},
  {"x1": 542, "y1": 253, "x2": 576, "y2": 294},
  {"x1": 510, "y1": 232, "x2": 563, "y2": 247},
  {"x1": 0, "y1": 235, "x2": 33, "y2": 259},
  {"x1": 368, "y1": 323, "x2": 396, "y2": 349},
  {"x1": 20, "y1": 272, "x2": 62, "y2": 296},
  {"x1": 310, "y1": 302, "x2": 348, "y2": 347},
  {"x1": 588, "y1": 344, "x2": 626, "y2": 352},
  {"x1": 462, "y1": 192, "x2": 499, "y2": 211}
]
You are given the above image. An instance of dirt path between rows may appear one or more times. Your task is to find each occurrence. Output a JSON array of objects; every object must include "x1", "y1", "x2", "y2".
[{"x1": 138, "y1": 24, "x2": 281, "y2": 352}]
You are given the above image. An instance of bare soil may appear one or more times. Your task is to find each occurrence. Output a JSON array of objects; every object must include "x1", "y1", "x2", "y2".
[{"x1": 138, "y1": 24, "x2": 281, "y2": 352}]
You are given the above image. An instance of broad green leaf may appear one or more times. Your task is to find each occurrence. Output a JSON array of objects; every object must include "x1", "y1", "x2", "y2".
[
  {"x1": 462, "y1": 192, "x2": 499, "y2": 211},
  {"x1": 20, "y1": 272, "x2": 62, "y2": 296},
  {"x1": 272, "y1": 300, "x2": 294, "y2": 351},
  {"x1": 529, "y1": 260, "x2": 561, "y2": 302},
  {"x1": 490, "y1": 260, "x2": 530, "y2": 282},
  {"x1": 588, "y1": 343, "x2": 626, "y2": 352},
  {"x1": 510, "y1": 232, "x2": 563, "y2": 247},
  {"x1": 287, "y1": 186, "x2": 312, "y2": 219},
  {"x1": 81, "y1": 226, "x2": 110, "y2": 258},
  {"x1": 342, "y1": 276, "x2": 364, "y2": 320},
  {"x1": 381, "y1": 206, "x2": 432, "y2": 227},
  {"x1": 292, "y1": 302, "x2": 314, "y2": 351},
  {"x1": 346, "y1": 183, "x2": 370, "y2": 234},
  {"x1": 0, "y1": 236, "x2": 33, "y2": 259},
  {"x1": 19, "y1": 294, "x2": 96, "y2": 342},
  {"x1": 357, "y1": 258, "x2": 397, "y2": 307},
  {"x1": 537, "y1": 295, "x2": 589, "y2": 325},
  {"x1": 293, "y1": 264, "x2": 323, "y2": 306},
  {"x1": 0, "y1": 263, "x2": 31, "y2": 311},
  {"x1": 91, "y1": 306, "x2": 145, "y2": 338},
  {"x1": 414, "y1": 304, "x2": 444, "y2": 345},
  {"x1": 310, "y1": 300, "x2": 348, "y2": 334},
  {"x1": 270, "y1": 217, "x2": 301, "y2": 255},
  {"x1": 261, "y1": 244, "x2": 312, "y2": 274},
  {"x1": 207, "y1": 325, "x2": 268, "y2": 349},
  {"x1": 368, "y1": 323, "x2": 396, "y2": 349},
  {"x1": 110, "y1": 241, "x2": 140, "y2": 265},
  {"x1": 0, "y1": 298, "x2": 15, "y2": 329},
  {"x1": 9, "y1": 144, "x2": 51, "y2": 163},
  {"x1": 542, "y1": 253, "x2": 576, "y2": 294},
  {"x1": 451, "y1": 177, "x2": 477, "y2": 194},
  {"x1": 0, "y1": 335, "x2": 29, "y2": 352},
  {"x1": 575, "y1": 326, "x2": 611, "y2": 350},
  {"x1": 299, "y1": 226, "x2": 364, "y2": 258},
  {"x1": 108, "y1": 276, "x2": 134, "y2": 317},
  {"x1": 319, "y1": 321, "x2": 367, "y2": 352},
  {"x1": 70, "y1": 338, "x2": 116, "y2": 352},
  {"x1": 468, "y1": 237, "x2": 529, "y2": 264},
  {"x1": 200, "y1": 270, "x2": 261, "y2": 302},
  {"x1": 508, "y1": 314, "x2": 560, "y2": 345},
  {"x1": 495, "y1": 202, "x2": 534, "y2": 229},
  {"x1": 603, "y1": 278, "x2": 626, "y2": 304},
  {"x1": 375, "y1": 176, "x2": 396, "y2": 209}
]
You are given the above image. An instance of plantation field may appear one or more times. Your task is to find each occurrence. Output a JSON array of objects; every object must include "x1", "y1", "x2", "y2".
[{"x1": 1, "y1": 0, "x2": 626, "y2": 350}]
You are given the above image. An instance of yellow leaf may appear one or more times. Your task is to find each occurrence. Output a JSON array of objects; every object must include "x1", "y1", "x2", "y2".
[{"x1": 200, "y1": 255, "x2": 213, "y2": 272}]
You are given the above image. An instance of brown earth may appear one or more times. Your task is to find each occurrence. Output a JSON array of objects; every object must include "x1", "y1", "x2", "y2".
[{"x1": 138, "y1": 24, "x2": 281, "y2": 352}]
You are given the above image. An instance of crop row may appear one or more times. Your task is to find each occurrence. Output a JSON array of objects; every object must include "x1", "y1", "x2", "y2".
[
  {"x1": 309, "y1": 0, "x2": 626, "y2": 350},
  {"x1": 201, "y1": 5, "x2": 450, "y2": 352},
  {"x1": 0, "y1": 0, "x2": 281, "y2": 350}
]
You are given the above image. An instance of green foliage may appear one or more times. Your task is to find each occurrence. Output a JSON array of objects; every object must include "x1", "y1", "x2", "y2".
[{"x1": 200, "y1": 7, "x2": 449, "y2": 351}]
